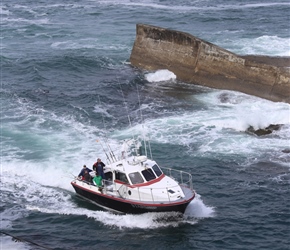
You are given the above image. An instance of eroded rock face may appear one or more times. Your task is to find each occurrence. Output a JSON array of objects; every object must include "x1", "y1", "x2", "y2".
[
  {"x1": 130, "y1": 24, "x2": 290, "y2": 103},
  {"x1": 246, "y1": 124, "x2": 282, "y2": 136}
]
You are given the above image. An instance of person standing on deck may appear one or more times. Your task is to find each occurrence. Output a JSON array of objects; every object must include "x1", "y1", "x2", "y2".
[
  {"x1": 93, "y1": 158, "x2": 105, "y2": 179},
  {"x1": 93, "y1": 172, "x2": 103, "y2": 191}
]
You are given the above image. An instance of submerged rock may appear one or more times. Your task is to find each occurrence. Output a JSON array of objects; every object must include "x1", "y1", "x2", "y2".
[
  {"x1": 246, "y1": 124, "x2": 282, "y2": 136},
  {"x1": 282, "y1": 149, "x2": 290, "y2": 154}
]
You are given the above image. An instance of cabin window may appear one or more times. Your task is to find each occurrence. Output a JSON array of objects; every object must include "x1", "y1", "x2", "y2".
[
  {"x1": 105, "y1": 171, "x2": 113, "y2": 181},
  {"x1": 142, "y1": 168, "x2": 156, "y2": 181},
  {"x1": 152, "y1": 164, "x2": 162, "y2": 177},
  {"x1": 115, "y1": 171, "x2": 129, "y2": 184},
  {"x1": 129, "y1": 172, "x2": 144, "y2": 184}
]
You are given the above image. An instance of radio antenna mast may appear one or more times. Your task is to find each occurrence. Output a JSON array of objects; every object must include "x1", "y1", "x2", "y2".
[
  {"x1": 98, "y1": 95, "x2": 117, "y2": 163},
  {"x1": 137, "y1": 84, "x2": 153, "y2": 159},
  {"x1": 118, "y1": 80, "x2": 139, "y2": 156}
]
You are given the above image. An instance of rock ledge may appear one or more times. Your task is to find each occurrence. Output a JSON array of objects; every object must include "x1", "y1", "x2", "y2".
[{"x1": 130, "y1": 24, "x2": 290, "y2": 103}]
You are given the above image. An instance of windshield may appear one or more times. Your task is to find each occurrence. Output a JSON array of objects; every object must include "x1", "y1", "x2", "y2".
[
  {"x1": 142, "y1": 168, "x2": 156, "y2": 181},
  {"x1": 115, "y1": 171, "x2": 129, "y2": 184},
  {"x1": 129, "y1": 172, "x2": 144, "y2": 184},
  {"x1": 152, "y1": 164, "x2": 162, "y2": 177}
]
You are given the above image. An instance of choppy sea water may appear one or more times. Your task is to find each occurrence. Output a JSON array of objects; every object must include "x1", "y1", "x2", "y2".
[{"x1": 1, "y1": 0, "x2": 290, "y2": 249}]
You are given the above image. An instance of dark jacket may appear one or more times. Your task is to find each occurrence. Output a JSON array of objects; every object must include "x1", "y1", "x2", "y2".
[
  {"x1": 93, "y1": 161, "x2": 105, "y2": 179},
  {"x1": 78, "y1": 167, "x2": 92, "y2": 182}
]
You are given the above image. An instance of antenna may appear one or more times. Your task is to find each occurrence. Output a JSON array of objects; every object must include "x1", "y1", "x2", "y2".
[
  {"x1": 97, "y1": 95, "x2": 117, "y2": 163},
  {"x1": 118, "y1": 80, "x2": 138, "y2": 156},
  {"x1": 136, "y1": 83, "x2": 147, "y2": 157},
  {"x1": 118, "y1": 81, "x2": 132, "y2": 128},
  {"x1": 136, "y1": 83, "x2": 153, "y2": 159}
]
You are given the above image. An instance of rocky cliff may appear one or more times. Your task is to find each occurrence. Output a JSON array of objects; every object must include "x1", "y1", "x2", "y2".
[{"x1": 130, "y1": 24, "x2": 290, "y2": 103}]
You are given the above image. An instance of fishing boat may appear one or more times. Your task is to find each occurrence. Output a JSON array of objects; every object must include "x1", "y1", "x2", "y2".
[{"x1": 71, "y1": 139, "x2": 196, "y2": 214}]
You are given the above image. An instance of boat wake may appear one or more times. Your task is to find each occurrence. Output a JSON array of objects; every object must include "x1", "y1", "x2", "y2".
[
  {"x1": 23, "y1": 191, "x2": 214, "y2": 230},
  {"x1": 184, "y1": 194, "x2": 215, "y2": 219},
  {"x1": 94, "y1": 194, "x2": 215, "y2": 229}
]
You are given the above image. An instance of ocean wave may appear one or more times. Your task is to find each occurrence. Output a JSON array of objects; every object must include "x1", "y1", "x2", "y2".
[{"x1": 98, "y1": 0, "x2": 290, "y2": 12}]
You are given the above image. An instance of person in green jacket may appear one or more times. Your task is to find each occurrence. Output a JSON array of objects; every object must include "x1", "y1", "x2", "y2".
[{"x1": 93, "y1": 172, "x2": 103, "y2": 191}]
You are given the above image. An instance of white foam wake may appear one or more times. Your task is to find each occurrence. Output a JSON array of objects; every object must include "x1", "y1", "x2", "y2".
[
  {"x1": 23, "y1": 190, "x2": 214, "y2": 229},
  {"x1": 145, "y1": 69, "x2": 176, "y2": 82},
  {"x1": 184, "y1": 194, "x2": 215, "y2": 218}
]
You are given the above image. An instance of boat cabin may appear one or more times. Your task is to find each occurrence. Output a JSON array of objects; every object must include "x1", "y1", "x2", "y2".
[{"x1": 104, "y1": 156, "x2": 164, "y2": 187}]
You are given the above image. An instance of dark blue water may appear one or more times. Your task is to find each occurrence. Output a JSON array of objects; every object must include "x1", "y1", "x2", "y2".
[{"x1": 1, "y1": 1, "x2": 290, "y2": 249}]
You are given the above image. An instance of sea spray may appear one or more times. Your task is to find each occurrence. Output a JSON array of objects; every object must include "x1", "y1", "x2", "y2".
[{"x1": 145, "y1": 69, "x2": 176, "y2": 82}]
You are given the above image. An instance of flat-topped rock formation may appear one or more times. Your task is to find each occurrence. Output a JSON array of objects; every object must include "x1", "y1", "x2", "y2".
[{"x1": 130, "y1": 24, "x2": 290, "y2": 103}]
